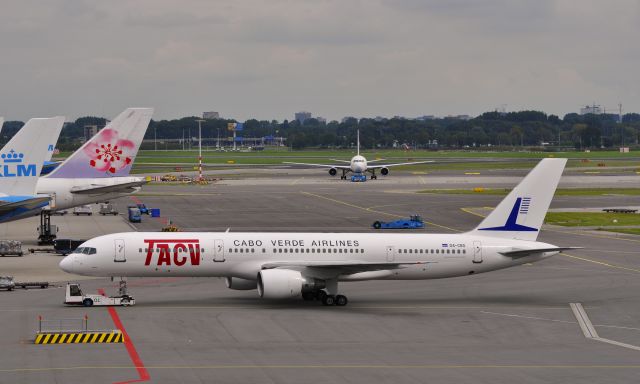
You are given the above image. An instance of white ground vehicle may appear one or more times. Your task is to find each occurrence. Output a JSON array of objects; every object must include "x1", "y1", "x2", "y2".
[
  {"x1": 73, "y1": 205, "x2": 93, "y2": 216},
  {"x1": 64, "y1": 282, "x2": 134, "y2": 307}
]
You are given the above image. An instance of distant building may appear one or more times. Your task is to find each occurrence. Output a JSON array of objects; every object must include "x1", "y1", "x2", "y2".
[
  {"x1": 580, "y1": 105, "x2": 602, "y2": 115},
  {"x1": 203, "y1": 111, "x2": 220, "y2": 119},
  {"x1": 295, "y1": 111, "x2": 312, "y2": 124},
  {"x1": 83, "y1": 125, "x2": 99, "y2": 142},
  {"x1": 416, "y1": 115, "x2": 435, "y2": 121}
]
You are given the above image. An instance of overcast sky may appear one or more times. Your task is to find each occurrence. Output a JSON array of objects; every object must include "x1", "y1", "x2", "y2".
[{"x1": 1, "y1": 0, "x2": 638, "y2": 122}]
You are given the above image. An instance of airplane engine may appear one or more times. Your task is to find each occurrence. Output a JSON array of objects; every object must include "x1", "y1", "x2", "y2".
[
  {"x1": 380, "y1": 167, "x2": 389, "y2": 175},
  {"x1": 329, "y1": 168, "x2": 337, "y2": 176},
  {"x1": 225, "y1": 277, "x2": 257, "y2": 290},
  {"x1": 257, "y1": 269, "x2": 324, "y2": 299}
]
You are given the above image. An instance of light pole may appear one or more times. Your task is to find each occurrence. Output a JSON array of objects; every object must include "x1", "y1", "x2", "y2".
[
  {"x1": 154, "y1": 125, "x2": 157, "y2": 151},
  {"x1": 216, "y1": 127, "x2": 220, "y2": 150},
  {"x1": 196, "y1": 119, "x2": 205, "y2": 181}
]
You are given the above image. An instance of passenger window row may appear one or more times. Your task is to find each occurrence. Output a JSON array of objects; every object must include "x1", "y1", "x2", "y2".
[{"x1": 398, "y1": 248, "x2": 466, "y2": 255}]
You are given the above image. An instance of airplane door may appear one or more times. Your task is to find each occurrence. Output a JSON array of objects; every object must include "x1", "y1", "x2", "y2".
[
  {"x1": 114, "y1": 239, "x2": 126, "y2": 262},
  {"x1": 472, "y1": 241, "x2": 482, "y2": 263},
  {"x1": 386, "y1": 246, "x2": 395, "y2": 262},
  {"x1": 214, "y1": 239, "x2": 225, "y2": 262}
]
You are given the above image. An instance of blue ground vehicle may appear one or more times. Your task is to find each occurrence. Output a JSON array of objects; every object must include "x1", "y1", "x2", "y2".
[
  {"x1": 137, "y1": 203, "x2": 150, "y2": 215},
  {"x1": 372, "y1": 215, "x2": 424, "y2": 229},
  {"x1": 351, "y1": 174, "x2": 367, "y2": 182},
  {"x1": 128, "y1": 207, "x2": 142, "y2": 223}
]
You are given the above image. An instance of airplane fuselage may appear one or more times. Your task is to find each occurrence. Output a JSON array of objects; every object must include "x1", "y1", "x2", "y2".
[
  {"x1": 349, "y1": 155, "x2": 368, "y2": 174},
  {"x1": 36, "y1": 176, "x2": 143, "y2": 211},
  {"x1": 60, "y1": 231, "x2": 558, "y2": 280}
]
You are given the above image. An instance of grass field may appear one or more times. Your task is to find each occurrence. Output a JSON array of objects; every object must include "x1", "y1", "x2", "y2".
[
  {"x1": 418, "y1": 188, "x2": 640, "y2": 196},
  {"x1": 50, "y1": 148, "x2": 638, "y2": 174},
  {"x1": 544, "y1": 212, "x2": 640, "y2": 227}
]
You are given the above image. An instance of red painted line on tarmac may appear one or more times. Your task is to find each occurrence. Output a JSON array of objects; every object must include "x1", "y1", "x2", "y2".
[{"x1": 99, "y1": 288, "x2": 150, "y2": 384}]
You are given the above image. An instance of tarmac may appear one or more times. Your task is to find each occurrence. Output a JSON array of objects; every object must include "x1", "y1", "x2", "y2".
[{"x1": 0, "y1": 167, "x2": 639, "y2": 383}]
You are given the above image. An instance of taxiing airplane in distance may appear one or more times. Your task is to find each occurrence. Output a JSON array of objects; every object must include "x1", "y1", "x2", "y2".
[
  {"x1": 0, "y1": 117, "x2": 64, "y2": 222},
  {"x1": 284, "y1": 130, "x2": 432, "y2": 180},
  {"x1": 61, "y1": 158, "x2": 577, "y2": 307},
  {"x1": 34, "y1": 108, "x2": 154, "y2": 216}
]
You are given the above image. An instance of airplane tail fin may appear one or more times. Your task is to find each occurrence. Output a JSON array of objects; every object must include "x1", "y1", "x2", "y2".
[
  {"x1": 357, "y1": 129, "x2": 360, "y2": 156},
  {"x1": 0, "y1": 117, "x2": 64, "y2": 195},
  {"x1": 47, "y1": 108, "x2": 153, "y2": 178},
  {"x1": 0, "y1": 117, "x2": 4, "y2": 134},
  {"x1": 468, "y1": 158, "x2": 567, "y2": 241}
]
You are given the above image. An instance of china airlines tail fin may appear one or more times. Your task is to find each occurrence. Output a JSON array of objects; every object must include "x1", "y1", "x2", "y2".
[
  {"x1": 468, "y1": 158, "x2": 567, "y2": 241},
  {"x1": 0, "y1": 117, "x2": 64, "y2": 195},
  {"x1": 47, "y1": 108, "x2": 153, "y2": 178}
]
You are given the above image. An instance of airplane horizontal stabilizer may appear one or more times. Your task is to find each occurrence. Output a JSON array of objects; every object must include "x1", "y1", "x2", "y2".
[
  {"x1": 499, "y1": 247, "x2": 583, "y2": 258},
  {"x1": 70, "y1": 180, "x2": 147, "y2": 195}
]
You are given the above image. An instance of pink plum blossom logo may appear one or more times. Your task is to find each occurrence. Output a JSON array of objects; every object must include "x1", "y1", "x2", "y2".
[{"x1": 83, "y1": 128, "x2": 135, "y2": 174}]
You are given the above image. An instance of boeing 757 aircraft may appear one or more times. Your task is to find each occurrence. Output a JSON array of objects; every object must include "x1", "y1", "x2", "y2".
[
  {"x1": 61, "y1": 158, "x2": 576, "y2": 306},
  {"x1": 0, "y1": 117, "x2": 64, "y2": 222},
  {"x1": 284, "y1": 130, "x2": 432, "y2": 180}
]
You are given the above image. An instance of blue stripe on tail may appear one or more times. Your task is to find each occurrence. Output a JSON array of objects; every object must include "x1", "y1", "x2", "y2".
[{"x1": 478, "y1": 197, "x2": 538, "y2": 232}]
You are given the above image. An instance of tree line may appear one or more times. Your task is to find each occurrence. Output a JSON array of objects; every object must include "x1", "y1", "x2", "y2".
[{"x1": 2, "y1": 111, "x2": 639, "y2": 151}]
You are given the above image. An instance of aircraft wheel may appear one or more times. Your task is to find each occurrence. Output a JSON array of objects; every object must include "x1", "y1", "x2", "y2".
[
  {"x1": 373, "y1": 221, "x2": 382, "y2": 229},
  {"x1": 82, "y1": 298, "x2": 94, "y2": 307},
  {"x1": 335, "y1": 295, "x2": 348, "y2": 306},
  {"x1": 302, "y1": 292, "x2": 314, "y2": 301},
  {"x1": 322, "y1": 295, "x2": 335, "y2": 306}
]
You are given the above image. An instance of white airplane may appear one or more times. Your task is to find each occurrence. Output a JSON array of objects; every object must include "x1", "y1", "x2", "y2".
[
  {"x1": 284, "y1": 130, "x2": 432, "y2": 180},
  {"x1": 35, "y1": 108, "x2": 154, "y2": 215},
  {"x1": 0, "y1": 108, "x2": 153, "y2": 223},
  {"x1": 61, "y1": 158, "x2": 577, "y2": 306},
  {"x1": 0, "y1": 116, "x2": 64, "y2": 222}
]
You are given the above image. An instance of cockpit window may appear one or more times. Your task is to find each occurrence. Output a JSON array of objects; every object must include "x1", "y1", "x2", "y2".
[
  {"x1": 76, "y1": 247, "x2": 96, "y2": 255},
  {"x1": 75, "y1": 247, "x2": 84, "y2": 254}
]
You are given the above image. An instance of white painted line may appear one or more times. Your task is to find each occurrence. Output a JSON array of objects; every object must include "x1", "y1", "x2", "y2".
[{"x1": 570, "y1": 303, "x2": 640, "y2": 352}]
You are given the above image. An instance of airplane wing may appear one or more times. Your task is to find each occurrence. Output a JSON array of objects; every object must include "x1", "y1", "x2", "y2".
[
  {"x1": 329, "y1": 159, "x2": 351, "y2": 163},
  {"x1": 0, "y1": 196, "x2": 51, "y2": 216},
  {"x1": 283, "y1": 162, "x2": 351, "y2": 170},
  {"x1": 368, "y1": 160, "x2": 434, "y2": 169},
  {"x1": 499, "y1": 247, "x2": 583, "y2": 258},
  {"x1": 261, "y1": 260, "x2": 431, "y2": 274},
  {"x1": 70, "y1": 180, "x2": 147, "y2": 195}
]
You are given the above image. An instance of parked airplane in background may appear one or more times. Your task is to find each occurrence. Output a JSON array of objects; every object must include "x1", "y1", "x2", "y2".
[
  {"x1": 36, "y1": 108, "x2": 154, "y2": 215},
  {"x1": 284, "y1": 130, "x2": 432, "y2": 180},
  {"x1": 0, "y1": 117, "x2": 64, "y2": 222},
  {"x1": 0, "y1": 116, "x2": 61, "y2": 175},
  {"x1": 61, "y1": 158, "x2": 577, "y2": 307}
]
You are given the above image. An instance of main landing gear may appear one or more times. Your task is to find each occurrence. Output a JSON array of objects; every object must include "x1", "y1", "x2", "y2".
[
  {"x1": 370, "y1": 169, "x2": 377, "y2": 180},
  {"x1": 340, "y1": 169, "x2": 348, "y2": 180},
  {"x1": 302, "y1": 279, "x2": 348, "y2": 306}
]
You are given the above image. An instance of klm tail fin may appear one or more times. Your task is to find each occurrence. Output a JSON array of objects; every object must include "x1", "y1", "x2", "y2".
[
  {"x1": 0, "y1": 117, "x2": 64, "y2": 195},
  {"x1": 469, "y1": 158, "x2": 567, "y2": 241},
  {"x1": 47, "y1": 108, "x2": 153, "y2": 178}
]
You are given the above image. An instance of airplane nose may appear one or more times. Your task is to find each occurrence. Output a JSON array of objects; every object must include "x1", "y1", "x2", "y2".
[{"x1": 59, "y1": 255, "x2": 75, "y2": 273}]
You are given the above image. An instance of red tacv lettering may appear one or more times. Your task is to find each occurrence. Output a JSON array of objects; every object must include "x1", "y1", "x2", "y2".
[{"x1": 144, "y1": 239, "x2": 201, "y2": 267}]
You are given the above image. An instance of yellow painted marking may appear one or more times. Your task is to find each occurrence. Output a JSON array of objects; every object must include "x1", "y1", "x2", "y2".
[
  {"x1": 290, "y1": 177, "x2": 305, "y2": 185},
  {"x1": 66, "y1": 334, "x2": 75, "y2": 344},
  {"x1": 58, "y1": 334, "x2": 67, "y2": 343},
  {"x1": 81, "y1": 334, "x2": 91, "y2": 343},
  {"x1": 34, "y1": 335, "x2": 43, "y2": 344},
  {"x1": 412, "y1": 171, "x2": 428, "y2": 175},
  {"x1": 1, "y1": 364, "x2": 640, "y2": 373},
  {"x1": 418, "y1": 176, "x2": 427, "y2": 185},
  {"x1": 91, "y1": 333, "x2": 100, "y2": 343},
  {"x1": 464, "y1": 172, "x2": 480, "y2": 175},
  {"x1": 106, "y1": 333, "x2": 116, "y2": 343},
  {"x1": 460, "y1": 207, "x2": 486, "y2": 218},
  {"x1": 50, "y1": 334, "x2": 60, "y2": 343},
  {"x1": 300, "y1": 191, "x2": 459, "y2": 232},
  {"x1": 584, "y1": 171, "x2": 601, "y2": 174},
  {"x1": 42, "y1": 334, "x2": 52, "y2": 344},
  {"x1": 561, "y1": 253, "x2": 640, "y2": 274},
  {"x1": 98, "y1": 333, "x2": 107, "y2": 343}
]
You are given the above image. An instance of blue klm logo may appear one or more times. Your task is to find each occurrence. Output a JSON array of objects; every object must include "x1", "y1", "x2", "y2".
[{"x1": 0, "y1": 150, "x2": 36, "y2": 177}]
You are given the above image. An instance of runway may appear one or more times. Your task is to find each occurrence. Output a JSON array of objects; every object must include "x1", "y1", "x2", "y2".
[{"x1": 0, "y1": 168, "x2": 639, "y2": 383}]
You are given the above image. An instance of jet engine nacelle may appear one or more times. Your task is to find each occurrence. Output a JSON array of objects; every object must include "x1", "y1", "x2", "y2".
[
  {"x1": 329, "y1": 168, "x2": 337, "y2": 176},
  {"x1": 225, "y1": 277, "x2": 257, "y2": 290},
  {"x1": 380, "y1": 167, "x2": 389, "y2": 176},
  {"x1": 257, "y1": 269, "x2": 324, "y2": 299}
]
